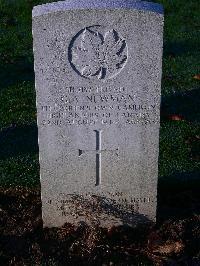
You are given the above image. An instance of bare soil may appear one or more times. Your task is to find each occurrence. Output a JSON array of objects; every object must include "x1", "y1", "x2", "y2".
[{"x1": 0, "y1": 184, "x2": 199, "y2": 265}]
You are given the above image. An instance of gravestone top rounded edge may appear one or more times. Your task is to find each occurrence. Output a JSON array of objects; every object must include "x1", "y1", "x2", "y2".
[{"x1": 32, "y1": 0, "x2": 164, "y2": 18}]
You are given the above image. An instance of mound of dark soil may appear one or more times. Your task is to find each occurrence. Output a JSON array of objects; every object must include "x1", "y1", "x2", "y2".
[{"x1": 0, "y1": 185, "x2": 199, "y2": 265}]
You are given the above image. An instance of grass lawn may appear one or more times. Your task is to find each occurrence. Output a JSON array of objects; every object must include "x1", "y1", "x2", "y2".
[{"x1": 0, "y1": 0, "x2": 199, "y2": 187}]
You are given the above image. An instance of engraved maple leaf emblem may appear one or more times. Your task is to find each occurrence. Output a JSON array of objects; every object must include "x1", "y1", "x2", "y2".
[{"x1": 69, "y1": 26, "x2": 128, "y2": 80}]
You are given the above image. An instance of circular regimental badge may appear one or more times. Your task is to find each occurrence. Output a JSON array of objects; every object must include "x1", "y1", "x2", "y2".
[{"x1": 69, "y1": 25, "x2": 128, "y2": 80}]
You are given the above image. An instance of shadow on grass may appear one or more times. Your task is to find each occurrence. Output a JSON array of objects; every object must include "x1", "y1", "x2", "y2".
[
  {"x1": 0, "y1": 124, "x2": 38, "y2": 160},
  {"x1": 161, "y1": 88, "x2": 200, "y2": 122},
  {"x1": 157, "y1": 170, "x2": 200, "y2": 223},
  {"x1": 0, "y1": 56, "x2": 34, "y2": 90},
  {"x1": 163, "y1": 39, "x2": 200, "y2": 58}
]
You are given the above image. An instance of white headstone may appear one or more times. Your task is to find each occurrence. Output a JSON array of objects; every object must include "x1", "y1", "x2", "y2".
[{"x1": 32, "y1": 0, "x2": 164, "y2": 228}]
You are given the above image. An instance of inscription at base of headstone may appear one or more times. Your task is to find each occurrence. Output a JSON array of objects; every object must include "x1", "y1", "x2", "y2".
[{"x1": 32, "y1": 0, "x2": 164, "y2": 228}]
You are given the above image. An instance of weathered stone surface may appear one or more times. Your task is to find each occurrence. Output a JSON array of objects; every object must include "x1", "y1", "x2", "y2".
[{"x1": 32, "y1": 0, "x2": 164, "y2": 228}]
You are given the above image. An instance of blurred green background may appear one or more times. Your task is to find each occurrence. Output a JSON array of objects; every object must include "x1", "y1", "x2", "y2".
[{"x1": 0, "y1": 0, "x2": 199, "y2": 187}]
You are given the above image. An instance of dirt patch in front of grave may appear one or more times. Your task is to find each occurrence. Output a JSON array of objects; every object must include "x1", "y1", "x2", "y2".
[{"x1": 0, "y1": 184, "x2": 199, "y2": 265}]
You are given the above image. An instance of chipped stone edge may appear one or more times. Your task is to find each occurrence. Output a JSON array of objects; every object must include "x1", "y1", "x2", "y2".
[{"x1": 32, "y1": 0, "x2": 164, "y2": 18}]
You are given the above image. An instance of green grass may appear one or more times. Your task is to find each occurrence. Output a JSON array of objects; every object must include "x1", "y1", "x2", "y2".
[
  {"x1": 157, "y1": 0, "x2": 200, "y2": 180},
  {"x1": 0, "y1": 0, "x2": 199, "y2": 187},
  {"x1": 159, "y1": 121, "x2": 200, "y2": 177}
]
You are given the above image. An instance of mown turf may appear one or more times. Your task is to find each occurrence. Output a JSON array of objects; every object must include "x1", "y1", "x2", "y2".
[{"x1": 0, "y1": 0, "x2": 199, "y2": 187}]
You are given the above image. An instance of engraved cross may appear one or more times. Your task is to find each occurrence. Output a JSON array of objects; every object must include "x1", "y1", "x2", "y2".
[{"x1": 79, "y1": 130, "x2": 119, "y2": 186}]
